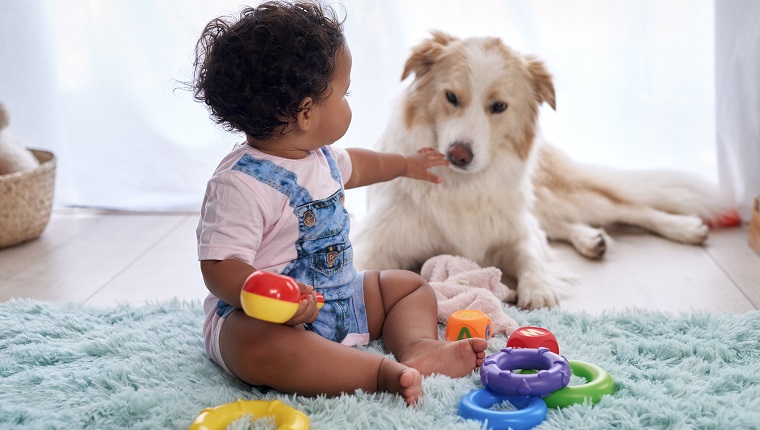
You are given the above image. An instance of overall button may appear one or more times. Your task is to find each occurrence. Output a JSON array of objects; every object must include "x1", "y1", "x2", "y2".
[
  {"x1": 339, "y1": 193, "x2": 345, "y2": 206},
  {"x1": 326, "y1": 250, "x2": 339, "y2": 267},
  {"x1": 303, "y1": 210, "x2": 316, "y2": 227}
]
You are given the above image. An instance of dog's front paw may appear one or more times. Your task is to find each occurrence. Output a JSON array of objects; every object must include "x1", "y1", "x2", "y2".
[{"x1": 516, "y1": 275, "x2": 560, "y2": 309}]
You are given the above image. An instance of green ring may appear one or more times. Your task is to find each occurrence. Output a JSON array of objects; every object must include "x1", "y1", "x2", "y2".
[{"x1": 543, "y1": 360, "x2": 613, "y2": 408}]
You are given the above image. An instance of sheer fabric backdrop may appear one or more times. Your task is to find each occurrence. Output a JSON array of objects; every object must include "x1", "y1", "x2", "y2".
[
  {"x1": 3, "y1": 1, "x2": 750, "y2": 222},
  {"x1": 716, "y1": 0, "x2": 760, "y2": 221}
]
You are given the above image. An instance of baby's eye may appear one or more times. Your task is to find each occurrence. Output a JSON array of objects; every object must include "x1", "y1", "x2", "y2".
[{"x1": 345, "y1": 90, "x2": 351, "y2": 96}]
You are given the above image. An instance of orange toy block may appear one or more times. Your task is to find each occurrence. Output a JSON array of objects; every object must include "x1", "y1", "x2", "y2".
[{"x1": 446, "y1": 309, "x2": 492, "y2": 341}]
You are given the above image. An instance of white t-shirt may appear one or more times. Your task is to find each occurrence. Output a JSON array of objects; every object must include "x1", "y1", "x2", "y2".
[{"x1": 196, "y1": 143, "x2": 353, "y2": 273}]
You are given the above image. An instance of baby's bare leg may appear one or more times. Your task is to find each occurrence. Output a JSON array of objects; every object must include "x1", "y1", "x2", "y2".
[
  {"x1": 363, "y1": 270, "x2": 487, "y2": 378},
  {"x1": 219, "y1": 310, "x2": 422, "y2": 405}
]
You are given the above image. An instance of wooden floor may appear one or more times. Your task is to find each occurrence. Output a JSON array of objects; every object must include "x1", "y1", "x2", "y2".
[{"x1": 1, "y1": 210, "x2": 758, "y2": 315}]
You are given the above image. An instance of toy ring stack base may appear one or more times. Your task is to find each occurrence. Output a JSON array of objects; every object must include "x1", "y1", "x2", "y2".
[
  {"x1": 189, "y1": 399, "x2": 310, "y2": 430},
  {"x1": 543, "y1": 360, "x2": 614, "y2": 408},
  {"x1": 459, "y1": 389, "x2": 547, "y2": 430}
]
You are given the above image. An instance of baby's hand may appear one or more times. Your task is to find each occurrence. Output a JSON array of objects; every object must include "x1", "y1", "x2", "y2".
[
  {"x1": 403, "y1": 147, "x2": 450, "y2": 184},
  {"x1": 285, "y1": 282, "x2": 320, "y2": 326}
]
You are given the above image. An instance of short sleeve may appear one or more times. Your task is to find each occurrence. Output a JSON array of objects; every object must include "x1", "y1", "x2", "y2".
[
  {"x1": 328, "y1": 146, "x2": 353, "y2": 186},
  {"x1": 196, "y1": 171, "x2": 266, "y2": 266}
]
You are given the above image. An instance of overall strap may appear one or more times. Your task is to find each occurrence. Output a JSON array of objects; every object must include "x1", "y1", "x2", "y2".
[
  {"x1": 232, "y1": 154, "x2": 312, "y2": 208},
  {"x1": 320, "y1": 147, "x2": 343, "y2": 187}
]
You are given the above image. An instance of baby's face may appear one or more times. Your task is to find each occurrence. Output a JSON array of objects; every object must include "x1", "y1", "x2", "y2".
[{"x1": 310, "y1": 44, "x2": 353, "y2": 148}]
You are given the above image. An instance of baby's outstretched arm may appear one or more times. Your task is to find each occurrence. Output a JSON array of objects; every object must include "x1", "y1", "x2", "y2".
[{"x1": 344, "y1": 147, "x2": 449, "y2": 189}]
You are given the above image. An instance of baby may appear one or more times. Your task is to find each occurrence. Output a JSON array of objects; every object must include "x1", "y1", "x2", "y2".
[{"x1": 192, "y1": 0, "x2": 487, "y2": 405}]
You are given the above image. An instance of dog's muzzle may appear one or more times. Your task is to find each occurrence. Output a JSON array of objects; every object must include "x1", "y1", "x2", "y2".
[{"x1": 447, "y1": 141, "x2": 474, "y2": 168}]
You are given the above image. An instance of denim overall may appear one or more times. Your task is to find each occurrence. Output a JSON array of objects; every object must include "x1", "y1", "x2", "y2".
[{"x1": 216, "y1": 148, "x2": 368, "y2": 344}]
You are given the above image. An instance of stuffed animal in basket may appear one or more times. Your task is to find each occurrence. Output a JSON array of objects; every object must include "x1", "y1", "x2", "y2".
[{"x1": 0, "y1": 102, "x2": 39, "y2": 175}]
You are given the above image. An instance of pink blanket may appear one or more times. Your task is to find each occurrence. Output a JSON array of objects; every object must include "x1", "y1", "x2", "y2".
[{"x1": 420, "y1": 254, "x2": 519, "y2": 336}]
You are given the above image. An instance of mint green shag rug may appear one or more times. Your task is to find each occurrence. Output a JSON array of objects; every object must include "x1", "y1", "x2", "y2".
[{"x1": 1, "y1": 299, "x2": 759, "y2": 430}]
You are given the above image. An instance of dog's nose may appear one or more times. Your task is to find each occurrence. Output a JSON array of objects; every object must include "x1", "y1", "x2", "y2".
[{"x1": 447, "y1": 142, "x2": 473, "y2": 167}]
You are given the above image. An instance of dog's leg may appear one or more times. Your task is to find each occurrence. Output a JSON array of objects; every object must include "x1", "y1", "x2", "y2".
[
  {"x1": 614, "y1": 206, "x2": 709, "y2": 244},
  {"x1": 542, "y1": 220, "x2": 609, "y2": 259},
  {"x1": 489, "y1": 218, "x2": 561, "y2": 310},
  {"x1": 514, "y1": 254, "x2": 560, "y2": 309}
]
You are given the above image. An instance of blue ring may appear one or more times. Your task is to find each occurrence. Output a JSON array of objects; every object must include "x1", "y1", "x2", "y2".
[{"x1": 458, "y1": 388, "x2": 547, "y2": 430}]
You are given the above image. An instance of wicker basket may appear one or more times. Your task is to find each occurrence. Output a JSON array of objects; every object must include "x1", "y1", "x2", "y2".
[{"x1": 0, "y1": 149, "x2": 56, "y2": 248}]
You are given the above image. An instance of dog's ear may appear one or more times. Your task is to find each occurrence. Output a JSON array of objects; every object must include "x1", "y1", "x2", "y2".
[
  {"x1": 401, "y1": 31, "x2": 458, "y2": 81},
  {"x1": 525, "y1": 55, "x2": 556, "y2": 111}
]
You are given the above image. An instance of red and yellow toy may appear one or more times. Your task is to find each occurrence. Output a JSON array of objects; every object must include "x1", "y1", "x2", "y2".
[{"x1": 240, "y1": 271, "x2": 324, "y2": 324}]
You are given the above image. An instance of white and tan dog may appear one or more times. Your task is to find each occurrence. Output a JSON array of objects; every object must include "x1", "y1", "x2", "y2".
[{"x1": 353, "y1": 32, "x2": 731, "y2": 309}]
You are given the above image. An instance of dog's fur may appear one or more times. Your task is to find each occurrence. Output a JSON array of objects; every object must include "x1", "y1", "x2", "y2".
[{"x1": 352, "y1": 32, "x2": 730, "y2": 309}]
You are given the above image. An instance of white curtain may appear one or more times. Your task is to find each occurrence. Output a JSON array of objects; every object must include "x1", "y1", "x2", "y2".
[
  {"x1": 716, "y1": 0, "x2": 760, "y2": 221},
  {"x1": 0, "y1": 0, "x2": 722, "y2": 219}
]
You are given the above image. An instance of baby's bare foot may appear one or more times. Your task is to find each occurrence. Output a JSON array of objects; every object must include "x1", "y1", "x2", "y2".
[
  {"x1": 397, "y1": 368, "x2": 422, "y2": 405},
  {"x1": 400, "y1": 338, "x2": 488, "y2": 378},
  {"x1": 378, "y1": 359, "x2": 423, "y2": 405}
]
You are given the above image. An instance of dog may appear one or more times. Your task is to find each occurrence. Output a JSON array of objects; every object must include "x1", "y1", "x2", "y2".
[{"x1": 352, "y1": 31, "x2": 732, "y2": 309}]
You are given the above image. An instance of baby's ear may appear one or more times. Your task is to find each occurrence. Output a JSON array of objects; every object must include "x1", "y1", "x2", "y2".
[{"x1": 294, "y1": 97, "x2": 313, "y2": 131}]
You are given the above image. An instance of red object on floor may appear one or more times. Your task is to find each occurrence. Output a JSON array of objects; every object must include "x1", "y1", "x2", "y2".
[
  {"x1": 708, "y1": 209, "x2": 741, "y2": 228},
  {"x1": 506, "y1": 326, "x2": 560, "y2": 355}
]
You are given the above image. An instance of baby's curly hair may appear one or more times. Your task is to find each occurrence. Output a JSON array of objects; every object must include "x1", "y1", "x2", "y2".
[{"x1": 192, "y1": 1, "x2": 345, "y2": 140}]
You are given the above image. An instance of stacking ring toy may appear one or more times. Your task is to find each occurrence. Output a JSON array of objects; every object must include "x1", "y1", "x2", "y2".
[
  {"x1": 189, "y1": 399, "x2": 309, "y2": 430},
  {"x1": 543, "y1": 360, "x2": 614, "y2": 408},
  {"x1": 480, "y1": 347, "x2": 571, "y2": 397},
  {"x1": 458, "y1": 388, "x2": 547, "y2": 430}
]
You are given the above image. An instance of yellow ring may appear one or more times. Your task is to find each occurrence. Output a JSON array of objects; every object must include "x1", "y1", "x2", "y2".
[{"x1": 189, "y1": 399, "x2": 310, "y2": 430}]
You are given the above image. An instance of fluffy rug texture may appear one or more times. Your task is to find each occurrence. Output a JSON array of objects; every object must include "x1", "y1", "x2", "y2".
[{"x1": 1, "y1": 299, "x2": 759, "y2": 429}]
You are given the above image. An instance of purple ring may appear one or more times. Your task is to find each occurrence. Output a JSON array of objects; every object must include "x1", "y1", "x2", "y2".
[{"x1": 480, "y1": 347, "x2": 571, "y2": 397}]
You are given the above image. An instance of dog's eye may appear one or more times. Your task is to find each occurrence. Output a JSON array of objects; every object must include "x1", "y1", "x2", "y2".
[
  {"x1": 491, "y1": 101, "x2": 508, "y2": 114},
  {"x1": 445, "y1": 91, "x2": 459, "y2": 106}
]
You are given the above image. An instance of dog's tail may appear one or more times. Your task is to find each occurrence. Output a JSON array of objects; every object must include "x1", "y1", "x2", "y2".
[
  {"x1": 0, "y1": 103, "x2": 8, "y2": 131},
  {"x1": 582, "y1": 163, "x2": 737, "y2": 225},
  {"x1": 539, "y1": 143, "x2": 737, "y2": 226}
]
